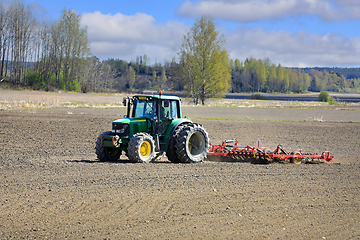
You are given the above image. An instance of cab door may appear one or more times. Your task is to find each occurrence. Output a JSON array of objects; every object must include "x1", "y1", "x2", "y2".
[{"x1": 159, "y1": 99, "x2": 179, "y2": 136}]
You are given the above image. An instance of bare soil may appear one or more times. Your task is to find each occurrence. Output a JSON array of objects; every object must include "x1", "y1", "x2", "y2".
[{"x1": 0, "y1": 91, "x2": 359, "y2": 239}]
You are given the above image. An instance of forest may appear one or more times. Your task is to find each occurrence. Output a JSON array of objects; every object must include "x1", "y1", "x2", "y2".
[{"x1": 1, "y1": 1, "x2": 359, "y2": 95}]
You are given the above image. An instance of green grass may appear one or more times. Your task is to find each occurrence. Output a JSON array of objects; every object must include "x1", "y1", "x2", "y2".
[
  {"x1": 188, "y1": 116, "x2": 292, "y2": 122},
  {"x1": 61, "y1": 102, "x2": 125, "y2": 108},
  {"x1": 189, "y1": 116, "x2": 359, "y2": 123},
  {"x1": 202, "y1": 99, "x2": 331, "y2": 109},
  {"x1": 0, "y1": 100, "x2": 125, "y2": 111}
]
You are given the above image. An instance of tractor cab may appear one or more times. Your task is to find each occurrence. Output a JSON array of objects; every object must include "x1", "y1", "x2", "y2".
[{"x1": 123, "y1": 93, "x2": 181, "y2": 121}]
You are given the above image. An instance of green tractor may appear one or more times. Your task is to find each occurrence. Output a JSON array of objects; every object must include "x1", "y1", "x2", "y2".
[{"x1": 95, "y1": 92, "x2": 209, "y2": 163}]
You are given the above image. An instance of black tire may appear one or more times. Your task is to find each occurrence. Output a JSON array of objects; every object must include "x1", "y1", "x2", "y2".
[
  {"x1": 95, "y1": 131, "x2": 122, "y2": 161},
  {"x1": 166, "y1": 126, "x2": 182, "y2": 163},
  {"x1": 127, "y1": 133, "x2": 155, "y2": 163},
  {"x1": 175, "y1": 123, "x2": 209, "y2": 163}
]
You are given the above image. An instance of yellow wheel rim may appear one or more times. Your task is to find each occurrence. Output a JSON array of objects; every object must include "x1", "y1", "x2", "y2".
[
  {"x1": 294, "y1": 153, "x2": 302, "y2": 164},
  {"x1": 140, "y1": 141, "x2": 151, "y2": 157}
]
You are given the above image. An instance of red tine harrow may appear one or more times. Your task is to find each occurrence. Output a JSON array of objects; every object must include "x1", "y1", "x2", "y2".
[{"x1": 207, "y1": 139, "x2": 333, "y2": 164}]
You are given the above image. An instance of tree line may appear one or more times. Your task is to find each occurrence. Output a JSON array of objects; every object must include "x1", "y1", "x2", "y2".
[
  {"x1": 229, "y1": 58, "x2": 355, "y2": 93},
  {"x1": 1, "y1": 1, "x2": 359, "y2": 101},
  {"x1": 296, "y1": 67, "x2": 359, "y2": 93},
  {"x1": 93, "y1": 56, "x2": 357, "y2": 95},
  {"x1": 230, "y1": 58, "x2": 310, "y2": 93},
  {"x1": 299, "y1": 67, "x2": 360, "y2": 80}
]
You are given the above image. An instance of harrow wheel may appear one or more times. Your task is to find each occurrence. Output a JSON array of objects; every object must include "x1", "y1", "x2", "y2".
[
  {"x1": 127, "y1": 133, "x2": 155, "y2": 163},
  {"x1": 175, "y1": 123, "x2": 209, "y2": 163},
  {"x1": 290, "y1": 152, "x2": 302, "y2": 164},
  {"x1": 96, "y1": 131, "x2": 122, "y2": 161}
]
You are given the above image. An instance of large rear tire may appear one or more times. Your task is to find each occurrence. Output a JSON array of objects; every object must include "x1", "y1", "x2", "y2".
[
  {"x1": 175, "y1": 123, "x2": 209, "y2": 163},
  {"x1": 166, "y1": 126, "x2": 182, "y2": 163},
  {"x1": 95, "y1": 131, "x2": 122, "y2": 161},
  {"x1": 127, "y1": 133, "x2": 156, "y2": 163}
]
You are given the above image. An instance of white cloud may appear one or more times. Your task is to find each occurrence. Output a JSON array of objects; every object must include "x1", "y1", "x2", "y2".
[
  {"x1": 226, "y1": 27, "x2": 360, "y2": 67},
  {"x1": 176, "y1": 0, "x2": 360, "y2": 22},
  {"x1": 79, "y1": 10, "x2": 360, "y2": 67},
  {"x1": 332, "y1": 0, "x2": 360, "y2": 19},
  {"x1": 80, "y1": 11, "x2": 188, "y2": 62},
  {"x1": 333, "y1": 0, "x2": 359, "y2": 7}
]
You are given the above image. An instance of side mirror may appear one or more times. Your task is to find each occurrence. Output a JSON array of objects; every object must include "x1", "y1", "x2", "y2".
[
  {"x1": 163, "y1": 100, "x2": 169, "y2": 108},
  {"x1": 122, "y1": 98, "x2": 127, "y2": 106}
]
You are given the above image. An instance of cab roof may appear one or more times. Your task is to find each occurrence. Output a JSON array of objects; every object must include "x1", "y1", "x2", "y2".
[{"x1": 133, "y1": 94, "x2": 181, "y2": 101}]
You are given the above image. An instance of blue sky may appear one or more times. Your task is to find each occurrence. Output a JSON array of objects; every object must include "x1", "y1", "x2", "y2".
[{"x1": 24, "y1": 0, "x2": 360, "y2": 67}]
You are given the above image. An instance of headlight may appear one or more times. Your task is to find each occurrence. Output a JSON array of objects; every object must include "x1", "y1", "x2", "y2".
[
  {"x1": 112, "y1": 123, "x2": 128, "y2": 135},
  {"x1": 116, "y1": 128, "x2": 125, "y2": 133}
]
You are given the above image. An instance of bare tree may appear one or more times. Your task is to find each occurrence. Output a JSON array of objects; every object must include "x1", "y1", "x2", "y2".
[
  {"x1": 7, "y1": 0, "x2": 35, "y2": 85},
  {"x1": 0, "y1": 3, "x2": 9, "y2": 80},
  {"x1": 58, "y1": 9, "x2": 90, "y2": 89}
]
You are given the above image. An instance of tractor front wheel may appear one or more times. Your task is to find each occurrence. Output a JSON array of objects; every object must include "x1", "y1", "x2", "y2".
[
  {"x1": 95, "y1": 131, "x2": 122, "y2": 161},
  {"x1": 127, "y1": 133, "x2": 156, "y2": 163},
  {"x1": 175, "y1": 123, "x2": 209, "y2": 163}
]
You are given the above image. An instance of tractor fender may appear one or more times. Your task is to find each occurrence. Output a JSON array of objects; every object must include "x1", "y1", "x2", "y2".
[{"x1": 166, "y1": 118, "x2": 193, "y2": 146}]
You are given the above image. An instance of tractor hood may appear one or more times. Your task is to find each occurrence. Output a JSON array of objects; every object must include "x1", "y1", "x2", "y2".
[
  {"x1": 112, "y1": 117, "x2": 149, "y2": 137},
  {"x1": 112, "y1": 116, "x2": 147, "y2": 125}
]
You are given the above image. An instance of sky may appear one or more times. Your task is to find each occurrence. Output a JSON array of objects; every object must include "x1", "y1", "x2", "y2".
[{"x1": 23, "y1": 0, "x2": 360, "y2": 67}]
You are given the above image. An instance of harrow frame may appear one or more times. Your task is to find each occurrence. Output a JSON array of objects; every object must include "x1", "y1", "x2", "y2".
[{"x1": 207, "y1": 140, "x2": 333, "y2": 164}]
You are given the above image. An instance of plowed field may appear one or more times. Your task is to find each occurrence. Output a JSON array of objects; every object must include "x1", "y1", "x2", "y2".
[{"x1": 0, "y1": 90, "x2": 359, "y2": 239}]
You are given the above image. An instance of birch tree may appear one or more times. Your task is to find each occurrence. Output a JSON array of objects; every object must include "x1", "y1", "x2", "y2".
[
  {"x1": 7, "y1": 0, "x2": 34, "y2": 85},
  {"x1": 179, "y1": 16, "x2": 230, "y2": 105},
  {"x1": 58, "y1": 9, "x2": 90, "y2": 89},
  {"x1": 0, "y1": 3, "x2": 9, "y2": 80}
]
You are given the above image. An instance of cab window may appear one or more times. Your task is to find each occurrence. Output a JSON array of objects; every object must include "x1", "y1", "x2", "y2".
[
  {"x1": 160, "y1": 100, "x2": 170, "y2": 119},
  {"x1": 171, "y1": 100, "x2": 178, "y2": 118},
  {"x1": 133, "y1": 99, "x2": 156, "y2": 118}
]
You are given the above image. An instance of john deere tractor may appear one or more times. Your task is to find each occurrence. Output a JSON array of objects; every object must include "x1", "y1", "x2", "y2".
[{"x1": 95, "y1": 92, "x2": 209, "y2": 163}]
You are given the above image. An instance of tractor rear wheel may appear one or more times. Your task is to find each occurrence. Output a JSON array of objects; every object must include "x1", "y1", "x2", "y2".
[
  {"x1": 127, "y1": 133, "x2": 155, "y2": 163},
  {"x1": 166, "y1": 126, "x2": 182, "y2": 163},
  {"x1": 175, "y1": 123, "x2": 209, "y2": 163},
  {"x1": 95, "y1": 131, "x2": 122, "y2": 161}
]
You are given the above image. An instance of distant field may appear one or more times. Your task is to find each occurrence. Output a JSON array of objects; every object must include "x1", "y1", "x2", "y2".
[{"x1": 1, "y1": 89, "x2": 360, "y2": 111}]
